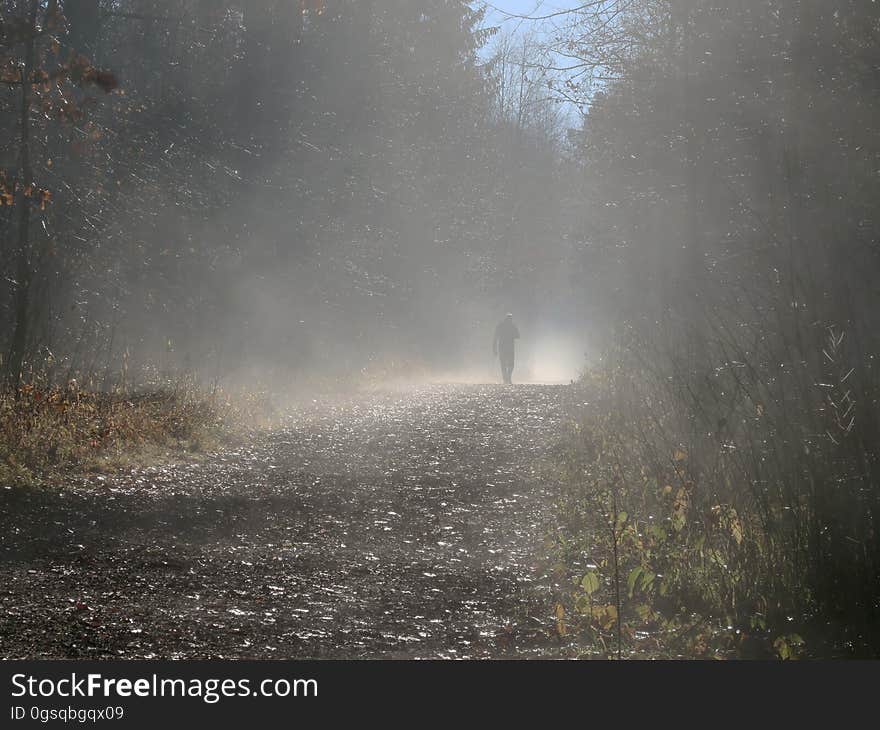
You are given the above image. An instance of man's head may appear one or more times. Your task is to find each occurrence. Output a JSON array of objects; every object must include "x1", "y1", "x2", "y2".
[{"x1": 505, "y1": 312, "x2": 513, "y2": 320}]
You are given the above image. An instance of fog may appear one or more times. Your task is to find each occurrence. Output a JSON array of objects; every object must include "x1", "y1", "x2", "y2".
[
  {"x1": 3, "y1": 1, "x2": 880, "y2": 658},
  {"x1": 2, "y1": 1, "x2": 593, "y2": 393},
  {"x1": 5, "y1": 2, "x2": 877, "y2": 393}
]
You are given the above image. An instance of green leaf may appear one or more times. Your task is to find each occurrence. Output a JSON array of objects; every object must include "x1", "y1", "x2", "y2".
[
  {"x1": 774, "y1": 636, "x2": 791, "y2": 660},
  {"x1": 581, "y1": 571, "x2": 600, "y2": 596},
  {"x1": 672, "y1": 511, "x2": 686, "y2": 532},
  {"x1": 627, "y1": 566, "x2": 644, "y2": 597}
]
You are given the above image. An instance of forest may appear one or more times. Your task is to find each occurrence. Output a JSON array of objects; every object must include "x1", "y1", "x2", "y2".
[{"x1": 1, "y1": 0, "x2": 879, "y2": 660}]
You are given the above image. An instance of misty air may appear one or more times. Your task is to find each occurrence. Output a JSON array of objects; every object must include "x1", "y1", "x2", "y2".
[{"x1": 1, "y1": 0, "x2": 879, "y2": 664}]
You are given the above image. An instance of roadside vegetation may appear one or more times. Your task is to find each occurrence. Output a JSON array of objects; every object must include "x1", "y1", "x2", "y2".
[
  {"x1": 0, "y1": 378, "x2": 276, "y2": 488},
  {"x1": 549, "y1": 340, "x2": 877, "y2": 659}
]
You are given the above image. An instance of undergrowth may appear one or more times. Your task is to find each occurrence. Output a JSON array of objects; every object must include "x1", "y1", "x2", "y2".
[
  {"x1": 0, "y1": 379, "x2": 277, "y2": 487},
  {"x1": 547, "y1": 352, "x2": 875, "y2": 660}
]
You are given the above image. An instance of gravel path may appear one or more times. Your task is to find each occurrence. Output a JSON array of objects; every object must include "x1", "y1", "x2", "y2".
[{"x1": 0, "y1": 384, "x2": 574, "y2": 659}]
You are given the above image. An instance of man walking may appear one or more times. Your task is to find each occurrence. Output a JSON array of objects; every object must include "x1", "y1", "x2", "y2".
[{"x1": 493, "y1": 313, "x2": 520, "y2": 384}]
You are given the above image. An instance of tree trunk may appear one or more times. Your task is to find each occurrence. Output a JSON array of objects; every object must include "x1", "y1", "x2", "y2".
[{"x1": 6, "y1": 0, "x2": 39, "y2": 391}]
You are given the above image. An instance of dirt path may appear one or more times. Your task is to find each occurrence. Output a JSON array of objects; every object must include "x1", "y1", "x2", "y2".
[{"x1": 0, "y1": 384, "x2": 575, "y2": 659}]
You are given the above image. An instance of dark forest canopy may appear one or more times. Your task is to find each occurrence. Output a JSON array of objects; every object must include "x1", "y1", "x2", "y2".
[{"x1": 1, "y1": 0, "x2": 577, "y2": 388}]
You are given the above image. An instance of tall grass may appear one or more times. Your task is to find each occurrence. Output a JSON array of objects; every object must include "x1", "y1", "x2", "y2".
[{"x1": 0, "y1": 377, "x2": 276, "y2": 487}]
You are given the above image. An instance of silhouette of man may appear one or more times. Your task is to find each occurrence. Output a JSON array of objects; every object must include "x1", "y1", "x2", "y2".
[{"x1": 493, "y1": 313, "x2": 520, "y2": 384}]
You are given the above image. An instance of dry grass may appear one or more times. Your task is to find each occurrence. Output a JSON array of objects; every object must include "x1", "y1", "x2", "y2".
[{"x1": 0, "y1": 380, "x2": 277, "y2": 486}]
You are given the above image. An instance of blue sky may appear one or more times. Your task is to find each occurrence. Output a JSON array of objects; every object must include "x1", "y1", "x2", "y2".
[{"x1": 475, "y1": 1, "x2": 589, "y2": 121}]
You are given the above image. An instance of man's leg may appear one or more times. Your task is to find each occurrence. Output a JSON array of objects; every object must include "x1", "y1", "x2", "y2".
[{"x1": 501, "y1": 354, "x2": 513, "y2": 384}]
